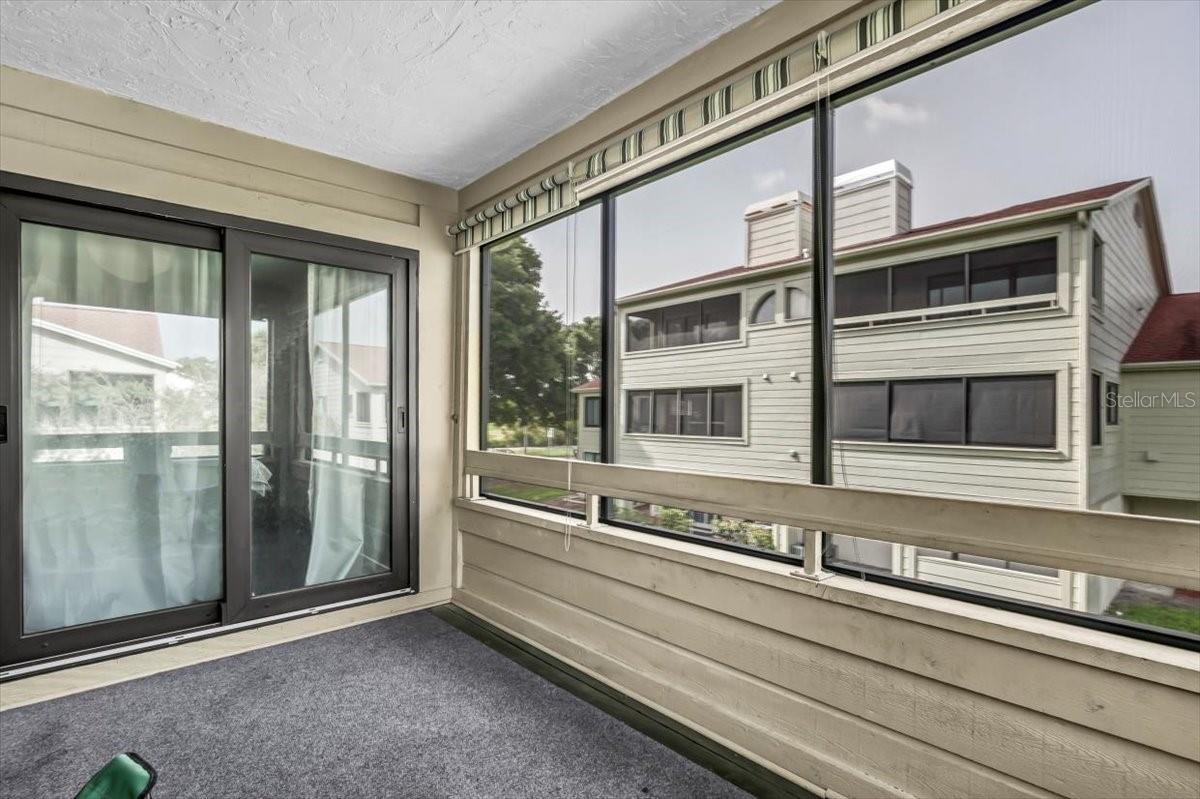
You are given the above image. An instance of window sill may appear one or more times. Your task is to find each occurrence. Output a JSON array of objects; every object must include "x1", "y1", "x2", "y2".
[
  {"x1": 834, "y1": 294, "x2": 1063, "y2": 336},
  {"x1": 623, "y1": 337, "x2": 745, "y2": 359},
  {"x1": 623, "y1": 432, "x2": 749, "y2": 446},
  {"x1": 455, "y1": 496, "x2": 1197, "y2": 689},
  {"x1": 833, "y1": 439, "x2": 1067, "y2": 460}
]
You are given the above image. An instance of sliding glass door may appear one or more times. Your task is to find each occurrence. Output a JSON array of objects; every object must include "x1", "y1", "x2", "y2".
[
  {"x1": 224, "y1": 232, "x2": 412, "y2": 622},
  {"x1": 0, "y1": 185, "x2": 416, "y2": 666}
]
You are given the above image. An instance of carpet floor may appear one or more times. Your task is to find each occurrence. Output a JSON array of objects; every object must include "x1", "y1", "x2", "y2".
[{"x1": 0, "y1": 610, "x2": 750, "y2": 799}]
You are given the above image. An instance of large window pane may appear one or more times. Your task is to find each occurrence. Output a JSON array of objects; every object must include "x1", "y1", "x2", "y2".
[
  {"x1": 481, "y1": 206, "x2": 602, "y2": 514},
  {"x1": 829, "y1": 0, "x2": 1200, "y2": 638},
  {"x1": 249, "y1": 256, "x2": 391, "y2": 595},
  {"x1": 612, "y1": 115, "x2": 812, "y2": 555},
  {"x1": 21, "y1": 223, "x2": 222, "y2": 633}
]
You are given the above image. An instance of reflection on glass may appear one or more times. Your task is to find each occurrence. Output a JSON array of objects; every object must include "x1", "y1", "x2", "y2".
[
  {"x1": 21, "y1": 223, "x2": 223, "y2": 633},
  {"x1": 828, "y1": 0, "x2": 1200, "y2": 636},
  {"x1": 481, "y1": 205, "x2": 602, "y2": 513},
  {"x1": 249, "y1": 255, "x2": 391, "y2": 594},
  {"x1": 610, "y1": 499, "x2": 798, "y2": 556}
]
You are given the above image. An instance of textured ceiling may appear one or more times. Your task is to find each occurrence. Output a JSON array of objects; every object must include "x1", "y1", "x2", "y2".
[{"x1": 0, "y1": 0, "x2": 776, "y2": 189}]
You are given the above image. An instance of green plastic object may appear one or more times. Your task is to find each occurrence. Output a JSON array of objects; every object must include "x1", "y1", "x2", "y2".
[{"x1": 73, "y1": 752, "x2": 156, "y2": 799}]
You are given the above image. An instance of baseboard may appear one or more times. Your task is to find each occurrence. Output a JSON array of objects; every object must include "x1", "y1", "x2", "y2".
[{"x1": 432, "y1": 603, "x2": 819, "y2": 799}]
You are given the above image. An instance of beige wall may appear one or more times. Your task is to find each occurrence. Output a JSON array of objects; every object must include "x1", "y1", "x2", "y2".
[
  {"x1": 1, "y1": 65, "x2": 458, "y2": 606},
  {"x1": 455, "y1": 499, "x2": 1199, "y2": 799}
]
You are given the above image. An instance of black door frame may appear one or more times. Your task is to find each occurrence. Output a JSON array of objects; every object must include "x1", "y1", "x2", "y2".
[
  {"x1": 223, "y1": 229, "x2": 417, "y2": 623},
  {"x1": 0, "y1": 173, "x2": 419, "y2": 668}
]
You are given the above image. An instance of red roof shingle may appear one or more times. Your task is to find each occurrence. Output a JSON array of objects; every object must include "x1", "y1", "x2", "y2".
[{"x1": 1123, "y1": 293, "x2": 1200, "y2": 364}]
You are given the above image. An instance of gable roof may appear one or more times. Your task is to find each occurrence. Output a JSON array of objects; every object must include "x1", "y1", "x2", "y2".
[
  {"x1": 571, "y1": 378, "x2": 601, "y2": 393},
  {"x1": 621, "y1": 179, "x2": 1148, "y2": 303},
  {"x1": 316, "y1": 341, "x2": 389, "y2": 386},
  {"x1": 1123, "y1": 293, "x2": 1200, "y2": 364},
  {"x1": 33, "y1": 301, "x2": 165, "y2": 357}
]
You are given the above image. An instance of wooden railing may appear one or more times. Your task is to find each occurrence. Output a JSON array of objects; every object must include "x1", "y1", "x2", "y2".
[{"x1": 464, "y1": 449, "x2": 1200, "y2": 591}]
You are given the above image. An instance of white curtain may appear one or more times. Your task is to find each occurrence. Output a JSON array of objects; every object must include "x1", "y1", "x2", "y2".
[{"x1": 21, "y1": 223, "x2": 223, "y2": 633}]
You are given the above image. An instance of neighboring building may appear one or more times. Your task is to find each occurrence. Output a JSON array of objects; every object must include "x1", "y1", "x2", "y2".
[
  {"x1": 572, "y1": 378, "x2": 602, "y2": 462},
  {"x1": 1119, "y1": 292, "x2": 1200, "y2": 522},
  {"x1": 312, "y1": 341, "x2": 390, "y2": 443},
  {"x1": 575, "y1": 160, "x2": 1197, "y2": 612}
]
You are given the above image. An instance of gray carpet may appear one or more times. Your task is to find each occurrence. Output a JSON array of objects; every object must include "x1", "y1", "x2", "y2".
[{"x1": 0, "y1": 610, "x2": 750, "y2": 799}]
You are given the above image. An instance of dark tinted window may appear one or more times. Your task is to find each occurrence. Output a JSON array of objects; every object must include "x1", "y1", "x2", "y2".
[
  {"x1": 891, "y1": 256, "x2": 965, "y2": 311},
  {"x1": 833, "y1": 382, "x2": 887, "y2": 440},
  {"x1": 583, "y1": 396, "x2": 600, "y2": 427},
  {"x1": 836, "y1": 269, "x2": 889, "y2": 317},
  {"x1": 680, "y1": 389, "x2": 709, "y2": 435},
  {"x1": 1105, "y1": 381, "x2": 1119, "y2": 426},
  {"x1": 653, "y1": 391, "x2": 678, "y2": 434},
  {"x1": 663, "y1": 302, "x2": 700, "y2": 348},
  {"x1": 628, "y1": 391, "x2": 652, "y2": 433},
  {"x1": 969, "y1": 240, "x2": 1056, "y2": 302},
  {"x1": 1092, "y1": 234, "x2": 1105, "y2": 303},
  {"x1": 711, "y1": 388, "x2": 743, "y2": 437},
  {"x1": 890, "y1": 380, "x2": 964, "y2": 444},
  {"x1": 701, "y1": 295, "x2": 740, "y2": 342},
  {"x1": 626, "y1": 310, "x2": 658, "y2": 352},
  {"x1": 968, "y1": 375, "x2": 1055, "y2": 448},
  {"x1": 1091, "y1": 372, "x2": 1102, "y2": 446}
]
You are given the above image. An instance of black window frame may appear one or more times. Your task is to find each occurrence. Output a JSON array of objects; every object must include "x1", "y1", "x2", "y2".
[
  {"x1": 1091, "y1": 232, "x2": 1105, "y2": 307},
  {"x1": 1105, "y1": 381, "x2": 1120, "y2": 426},
  {"x1": 1091, "y1": 371, "x2": 1104, "y2": 446},
  {"x1": 834, "y1": 374, "x2": 1056, "y2": 449},
  {"x1": 474, "y1": 0, "x2": 1198, "y2": 649}
]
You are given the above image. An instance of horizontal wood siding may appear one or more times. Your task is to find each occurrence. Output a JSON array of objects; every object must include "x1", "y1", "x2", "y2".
[
  {"x1": 1088, "y1": 191, "x2": 1160, "y2": 507},
  {"x1": 455, "y1": 502, "x2": 1200, "y2": 798},
  {"x1": 747, "y1": 206, "x2": 803, "y2": 267},
  {"x1": 834, "y1": 179, "x2": 900, "y2": 248},
  {"x1": 1121, "y1": 368, "x2": 1200, "y2": 504}
]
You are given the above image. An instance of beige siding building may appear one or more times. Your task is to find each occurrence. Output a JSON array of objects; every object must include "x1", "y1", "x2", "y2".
[{"x1": 583, "y1": 160, "x2": 1196, "y2": 613}]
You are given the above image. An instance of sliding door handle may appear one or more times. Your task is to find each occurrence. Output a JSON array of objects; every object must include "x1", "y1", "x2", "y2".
[
  {"x1": 396, "y1": 406, "x2": 407, "y2": 432},
  {"x1": 0, "y1": 404, "x2": 6, "y2": 444}
]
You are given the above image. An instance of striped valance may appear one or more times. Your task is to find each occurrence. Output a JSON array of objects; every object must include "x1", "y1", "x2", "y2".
[
  {"x1": 448, "y1": 168, "x2": 575, "y2": 252},
  {"x1": 449, "y1": 0, "x2": 973, "y2": 251}
]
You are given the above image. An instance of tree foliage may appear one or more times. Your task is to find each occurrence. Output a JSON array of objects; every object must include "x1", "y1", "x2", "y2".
[{"x1": 487, "y1": 236, "x2": 599, "y2": 433}]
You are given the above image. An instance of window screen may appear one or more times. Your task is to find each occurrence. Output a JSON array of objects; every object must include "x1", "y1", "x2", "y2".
[
  {"x1": 710, "y1": 388, "x2": 743, "y2": 437},
  {"x1": 701, "y1": 295, "x2": 740, "y2": 342},
  {"x1": 627, "y1": 391, "x2": 652, "y2": 433},
  {"x1": 653, "y1": 391, "x2": 678, "y2": 434},
  {"x1": 835, "y1": 270, "x2": 889, "y2": 318},
  {"x1": 891, "y1": 256, "x2": 965, "y2": 311},
  {"x1": 833, "y1": 382, "x2": 887, "y2": 440},
  {"x1": 889, "y1": 380, "x2": 964, "y2": 444},
  {"x1": 680, "y1": 390, "x2": 709, "y2": 435},
  {"x1": 968, "y1": 375, "x2": 1055, "y2": 448},
  {"x1": 969, "y1": 240, "x2": 1056, "y2": 302}
]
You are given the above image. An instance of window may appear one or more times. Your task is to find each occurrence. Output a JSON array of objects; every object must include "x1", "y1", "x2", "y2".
[
  {"x1": 1091, "y1": 233, "x2": 1105, "y2": 306},
  {"x1": 785, "y1": 286, "x2": 811, "y2": 320},
  {"x1": 968, "y1": 240, "x2": 1056, "y2": 302},
  {"x1": 583, "y1": 396, "x2": 600, "y2": 427},
  {"x1": 1105, "y1": 381, "x2": 1119, "y2": 426},
  {"x1": 892, "y1": 256, "x2": 964, "y2": 311},
  {"x1": 835, "y1": 375, "x2": 1055, "y2": 448},
  {"x1": 625, "y1": 294, "x2": 740, "y2": 351},
  {"x1": 835, "y1": 240, "x2": 1057, "y2": 319},
  {"x1": 750, "y1": 291, "x2": 776, "y2": 324},
  {"x1": 625, "y1": 386, "x2": 742, "y2": 438},
  {"x1": 1091, "y1": 372, "x2": 1103, "y2": 446},
  {"x1": 481, "y1": 205, "x2": 602, "y2": 514},
  {"x1": 355, "y1": 392, "x2": 371, "y2": 423},
  {"x1": 582, "y1": 451, "x2": 600, "y2": 463},
  {"x1": 968, "y1": 376, "x2": 1056, "y2": 448}
]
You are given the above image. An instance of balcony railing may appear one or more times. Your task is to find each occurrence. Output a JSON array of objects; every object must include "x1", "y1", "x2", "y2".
[{"x1": 463, "y1": 450, "x2": 1200, "y2": 592}]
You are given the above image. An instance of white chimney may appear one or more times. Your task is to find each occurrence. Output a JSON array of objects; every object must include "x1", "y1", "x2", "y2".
[
  {"x1": 743, "y1": 190, "x2": 812, "y2": 268},
  {"x1": 832, "y1": 159, "x2": 912, "y2": 248}
]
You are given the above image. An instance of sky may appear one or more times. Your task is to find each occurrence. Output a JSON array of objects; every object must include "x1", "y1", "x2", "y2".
[{"x1": 522, "y1": 0, "x2": 1200, "y2": 315}]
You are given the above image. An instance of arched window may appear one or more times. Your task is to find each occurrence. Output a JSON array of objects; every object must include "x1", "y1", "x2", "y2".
[
  {"x1": 750, "y1": 290, "x2": 776, "y2": 324},
  {"x1": 785, "y1": 286, "x2": 811, "y2": 320}
]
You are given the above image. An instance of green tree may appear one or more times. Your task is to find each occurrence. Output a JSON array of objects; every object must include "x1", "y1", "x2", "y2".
[
  {"x1": 713, "y1": 517, "x2": 775, "y2": 549},
  {"x1": 487, "y1": 237, "x2": 571, "y2": 430},
  {"x1": 657, "y1": 507, "x2": 692, "y2": 533}
]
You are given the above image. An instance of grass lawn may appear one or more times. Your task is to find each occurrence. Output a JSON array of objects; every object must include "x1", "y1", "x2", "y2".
[
  {"x1": 1110, "y1": 604, "x2": 1200, "y2": 635},
  {"x1": 483, "y1": 480, "x2": 572, "y2": 504}
]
